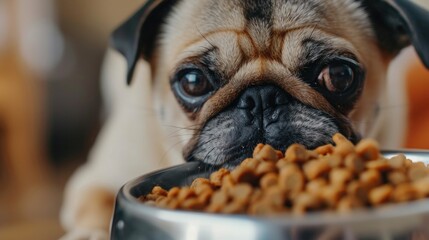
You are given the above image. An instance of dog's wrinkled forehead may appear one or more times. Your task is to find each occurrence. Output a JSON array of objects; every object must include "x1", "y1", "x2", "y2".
[
  {"x1": 162, "y1": 0, "x2": 372, "y2": 85},
  {"x1": 193, "y1": 0, "x2": 326, "y2": 32},
  {"x1": 112, "y1": 0, "x2": 429, "y2": 84},
  {"x1": 162, "y1": 0, "x2": 371, "y2": 69}
]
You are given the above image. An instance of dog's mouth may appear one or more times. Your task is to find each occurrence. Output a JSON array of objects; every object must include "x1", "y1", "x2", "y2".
[
  {"x1": 184, "y1": 85, "x2": 359, "y2": 167},
  {"x1": 186, "y1": 126, "x2": 359, "y2": 168}
]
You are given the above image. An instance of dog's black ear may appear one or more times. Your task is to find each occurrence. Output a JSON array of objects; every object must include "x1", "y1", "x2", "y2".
[
  {"x1": 361, "y1": 0, "x2": 429, "y2": 68},
  {"x1": 110, "y1": 0, "x2": 176, "y2": 84}
]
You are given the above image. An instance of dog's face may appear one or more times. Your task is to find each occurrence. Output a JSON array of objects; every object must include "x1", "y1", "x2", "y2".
[{"x1": 113, "y1": 0, "x2": 429, "y2": 167}]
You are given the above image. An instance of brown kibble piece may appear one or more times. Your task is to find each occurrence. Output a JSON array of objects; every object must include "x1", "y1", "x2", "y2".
[
  {"x1": 303, "y1": 160, "x2": 331, "y2": 180},
  {"x1": 152, "y1": 186, "x2": 168, "y2": 197},
  {"x1": 177, "y1": 187, "x2": 196, "y2": 202},
  {"x1": 387, "y1": 171, "x2": 408, "y2": 185},
  {"x1": 368, "y1": 185, "x2": 393, "y2": 205},
  {"x1": 279, "y1": 165, "x2": 305, "y2": 194},
  {"x1": 321, "y1": 185, "x2": 345, "y2": 207},
  {"x1": 324, "y1": 155, "x2": 343, "y2": 168},
  {"x1": 292, "y1": 205, "x2": 306, "y2": 215},
  {"x1": 248, "y1": 199, "x2": 282, "y2": 215},
  {"x1": 181, "y1": 198, "x2": 205, "y2": 210},
  {"x1": 156, "y1": 196, "x2": 168, "y2": 205},
  {"x1": 252, "y1": 144, "x2": 264, "y2": 158},
  {"x1": 356, "y1": 139, "x2": 380, "y2": 161},
  {"x1": 360, "y1": 170, "x2": 382, "y2": 189},
  {"x1": 347, "y1": 181, "x2": 368, "y2": 202},
  {"x1": 249, "y1": 189, "x2": 263, "y2": 204},
  {"x1": 344, "y1": 154, "x2": 364, "y2": 173},
  {"x1": 413, "y1": 177, "x2": 429, "y2": 196},
  {"x1": 391, "y1": 184, "x2": 421, "y2": 202},
  {"x1": 167, "y1": 187, "x2": 180, "y2": 199},
  {"x1": 191, "y1": 178, "x2": 212, "y2": 194},
  {"x1": 332, "y1": 133, "x2": 350, "y2": 144},
  {"x1": 279, "y1": 163, "x2": 300, "y2": 175},
  {"x1": 194, "y1": 184, "x2": 213, "y2": 195},
  {"x1": 366, "y1": 159, "x2": 391, "y2": 171},
  {"x1": 410, "y1": 162, "x2": 426, "y2": 169},
  {"x1": 231, "y1": 166, "x2": 259, "y2": 185},
  {"x1": 220, "y1": 175, "x2": 236, "y2": 192},
  {"x1": 405, "y1": 159, "x2": 413, "y2": 168},
  {"x1": 334, "y1": 143, "x2": 356, "y2": 159},
  {"x1": 314, "y1": 144, "x2": 335, "y2": 155},
  {"x1": 211, "y1": 191, "x2": 229, "y2": 206},
  {"x1": 333, "y1": 133, "x2": 355, "y2": 157},
  {"x1": 206, "y1": 203, "x2": 222, "y2": 213},
  {"x1": 255, "y1": 161, "x2": 277, "y2": 176},
  {"x1": 222, "y1": 200, "x2": 246, "y2": 214},
  {"x1": 293, "y1": 192, "x2": 321, "y2": 214},
  {"x1": 389, "y1": 154, "x2": 406, "y2": 169},
  {"x1": 230, "y1": 183, "x2": 253, "y2": 203},
  {"x1": 191, "y1": 178, "x2": 211, "y2": 189},
  {"x1": 306, "y1": 178, "x2": 328, "y2": 197},
  {"x1": 276, "y1": 158, "x2": 290, "y2": 169},
  {"x1": 168, "y1": 199, "x2": 180, "y2": 209},
  {"x1": 285, "y1": 144, "x2": 308, "y2": 163},
  {"x1": 275, "y1": 150, "x2": 284, "y2": 159},
  {"x1": 330, "y1": 168, "x2": 353, "y2": 187},
  {"x1": 306, "y1": 150, "x2": 319, "y2": 160},
  {"x1": 144, "y1": 193, "x2": 162, "y2": 201},
  {"x1": 337, "y1": 196, "x2": 363, "y2": 212},
  {"x1": 197, "y1": 190, "x2": 213, "y2": 205},
  {"x1": 240, "y1": 158, "x2": 261, "y2": 170},
  {"x1": 253, "y1": 144, "x2": 278, "y2": 162},
  {"x1": 210, "y1": 168, "x2": 230, "y2": 187},
  {"x1": 408, "y1": 167, "x2": 429, "y2": 181},
  {"x1": 265, "y1": 186, "x2": 286, "y2": 207},
  {"x1": 260, "y1": 173, "x2": 279, "y2": 190}
]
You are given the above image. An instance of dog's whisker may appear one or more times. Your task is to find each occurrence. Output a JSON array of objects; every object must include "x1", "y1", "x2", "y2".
[
  {"x1": 196, "y1": 25, "x2": 216, "y2": 49},
  {"x1": 162, "y1": 123, "x2": 205, "y2": 129},
  {"x1": 202, "y1": 147, "x2": 217, "y2": 164},
  {"x1": 213, "y1": 152, "x2": 223, "y2": 167},
  {"x1": 165, "y1": 128, "x2": 200, "y2": 138},
  {"x1": 159, "y1": 138, "x2": 193, "y2": 164},
  {"x1": 161, "y1": 123, "x2": 208, "y2": 138}
]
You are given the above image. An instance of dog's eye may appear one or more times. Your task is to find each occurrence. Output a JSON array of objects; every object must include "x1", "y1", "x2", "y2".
[
  {"x1": 179, "y1": 70, "x2": 213, "y2": 97},
  {"x1": 318, "y1": 63, "x2": 354, "y2": 93},
  {"x1": 172, "y1": 67, "x2": 217, "y2": 111}
]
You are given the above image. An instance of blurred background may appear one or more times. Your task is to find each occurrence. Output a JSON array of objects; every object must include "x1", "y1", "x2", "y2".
[
  {"x1": 0, "y1": 0, "x2": 428, "y2": 239},
  {"x1": 0, "y1": 0, "x2": 143, "y2": 239}
]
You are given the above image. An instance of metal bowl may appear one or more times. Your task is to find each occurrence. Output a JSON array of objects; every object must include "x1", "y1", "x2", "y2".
[{"x1": 111, "y1": 151, "x2": 429, "y2": 240}]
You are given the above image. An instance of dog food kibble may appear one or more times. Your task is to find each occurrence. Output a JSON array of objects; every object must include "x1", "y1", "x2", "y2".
[{"x1": 139, "y1": 133, "x2": 429, "y2": 215}]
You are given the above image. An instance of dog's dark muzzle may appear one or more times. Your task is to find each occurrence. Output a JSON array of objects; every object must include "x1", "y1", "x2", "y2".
[{"x1": 186, "y1": 84, "x2": 348, "y2": 166}]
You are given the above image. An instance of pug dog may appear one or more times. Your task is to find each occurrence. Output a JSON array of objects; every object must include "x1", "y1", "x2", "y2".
[{"x1": 60, "y1": 0, "x2": 429, "y2": 239}]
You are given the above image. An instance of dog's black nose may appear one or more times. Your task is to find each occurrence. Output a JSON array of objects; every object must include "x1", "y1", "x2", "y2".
[{"x1": 237, "y1": 85, "x2": 289, "y2": 125}]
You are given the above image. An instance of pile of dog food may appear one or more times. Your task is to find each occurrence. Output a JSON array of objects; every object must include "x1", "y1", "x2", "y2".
[{"x1": 139, "y1": 133, "x2": 429, "y2": 215}]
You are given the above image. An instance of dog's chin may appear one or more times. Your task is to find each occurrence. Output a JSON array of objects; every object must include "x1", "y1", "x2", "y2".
[{"x1": 186, "y1": 101, "x2": 345, "y2": 168}]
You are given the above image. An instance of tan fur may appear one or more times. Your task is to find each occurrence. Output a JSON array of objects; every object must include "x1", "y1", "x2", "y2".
[{"x1": 75, "y1": 188, "x2": 115, "y2": 231}]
